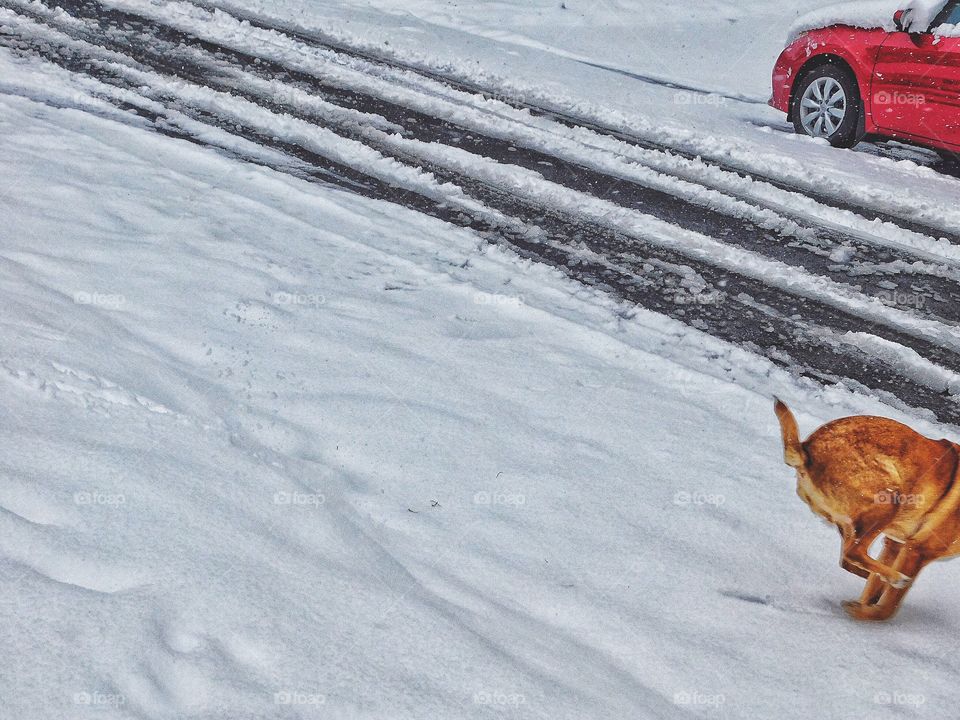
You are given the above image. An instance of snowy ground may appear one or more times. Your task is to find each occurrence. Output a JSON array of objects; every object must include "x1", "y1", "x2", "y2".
[
  {"x1": 225, "y1": 0, "x2": 814, "y2": 101},
  {"x1": 3, "y1": 0, "x2": 960, "y2": 718}
]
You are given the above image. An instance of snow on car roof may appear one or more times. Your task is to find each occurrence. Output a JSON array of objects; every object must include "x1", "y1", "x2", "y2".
[{"x1": 787, "y1": 0, "x2": 948, "y2": 43}]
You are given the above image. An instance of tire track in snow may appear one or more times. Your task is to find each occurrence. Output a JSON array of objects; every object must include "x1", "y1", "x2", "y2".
[
  {"x1": 8, "y1": 0, "x2": 960, "y2": 339},
  {"x1": 2, "y1": 4, "x2": 960, "y2": 426},
  {"x1": 179, "y1": 0, "x2": 960, "y2": 247},
  {"x1": 34, "y1": 0, "x2": 960, "y2": 332},
  {"x1": 88, "y1": 0, "x2": 960, "y2": 265}
]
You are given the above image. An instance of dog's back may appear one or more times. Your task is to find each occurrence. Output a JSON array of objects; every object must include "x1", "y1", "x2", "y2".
[{"x1": 775, "y1": 399, "x2": 956, "y2": 539}]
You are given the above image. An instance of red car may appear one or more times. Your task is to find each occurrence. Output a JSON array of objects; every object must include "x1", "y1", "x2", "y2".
[{"x1": 771, "y1": 1, "x2": 960, "y2": 154}]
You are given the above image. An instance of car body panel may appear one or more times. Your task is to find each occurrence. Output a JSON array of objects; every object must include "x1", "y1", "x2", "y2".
[{"x1": 872, "y1": 32, "x2": 960, "y2": 148}]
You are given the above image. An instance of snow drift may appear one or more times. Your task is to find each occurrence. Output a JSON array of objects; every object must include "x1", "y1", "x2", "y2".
[{"x1": 788, "y1": 0, "x2": 948, "y2": 42}]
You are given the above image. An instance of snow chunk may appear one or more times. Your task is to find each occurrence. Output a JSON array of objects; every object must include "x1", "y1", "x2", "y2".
[{"x1": 788, "y1": 0, "x2": 948, "y2": 43}]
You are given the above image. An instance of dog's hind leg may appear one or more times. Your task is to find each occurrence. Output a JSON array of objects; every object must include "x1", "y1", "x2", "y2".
[
  {"x1": 844, "y1": 547, "x2": 929, "y2": 621},
  {"x1": 840, "y1": 558, "x2": 870, "y2": 579},
  {"x1": 852, "y1": 536, "x2": 905, "y2": 607},
  {"x1": 837, "y1": 526, "x2": 870, "y2": 578},
  {"x1": 840, "y1": 520, "x2": 911, "y2": 588}
]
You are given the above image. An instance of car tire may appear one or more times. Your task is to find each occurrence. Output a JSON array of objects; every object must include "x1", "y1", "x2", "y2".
[{"x1": 791, "y1": 63, "x2": 864, "y2": 149}]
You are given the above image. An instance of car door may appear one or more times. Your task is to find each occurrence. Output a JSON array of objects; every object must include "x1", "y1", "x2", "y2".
[{"x1": 871, "y1": 0, "x2": 960, "y2": 148}]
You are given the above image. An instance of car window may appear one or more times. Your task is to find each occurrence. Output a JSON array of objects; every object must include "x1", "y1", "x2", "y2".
[{"x1": 935, "y1": 2, "x2": 960, "y2": 26}]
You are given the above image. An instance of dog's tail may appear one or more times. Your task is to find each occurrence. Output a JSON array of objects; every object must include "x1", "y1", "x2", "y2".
[{"x1": 774, "y1": 398, "x2": 807, "y2": 469}]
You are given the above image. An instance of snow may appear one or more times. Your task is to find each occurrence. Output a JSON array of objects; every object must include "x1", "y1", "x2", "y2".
[
  {"x1": 899, "y1": 0, "x2": 950, "y2": 29},
  {"x1": 1, "y1": 40, "x2": 958, "y2": 720},
  {"x1": 790, "y1": 0, "x2": 903, "y2": 40},
  {"x1": 5, "y1": 0, "x2": 960, "y2": 717},
  {"x1": 789, "y1": 0, "x2": 948, "y2": 41},
  {"x1": 6, "y1": 60, "x2": 960, "y2": 718}
]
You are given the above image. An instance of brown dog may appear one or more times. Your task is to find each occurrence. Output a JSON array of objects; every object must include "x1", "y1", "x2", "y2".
[{"x1": 774, "y1": 398, "x2": 960, "y2": 621}]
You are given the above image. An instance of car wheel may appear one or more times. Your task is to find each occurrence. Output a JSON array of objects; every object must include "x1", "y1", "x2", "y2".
[{"x1": 791, "y1": 64, "x2": 864, "y2": 149}]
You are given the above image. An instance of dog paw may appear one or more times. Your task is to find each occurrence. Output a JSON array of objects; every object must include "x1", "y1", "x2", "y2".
[
  {"x1": 842, "y1": 600, "x2": 869, "y2": 617},
  {"x1": 842, "y1": 600, "x2": 896, "y2": 622}
]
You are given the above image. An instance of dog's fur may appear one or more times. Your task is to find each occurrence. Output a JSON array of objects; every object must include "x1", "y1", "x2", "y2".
[{"x1": 775, "y1": 398, "x2": 960, "y2": 621}]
